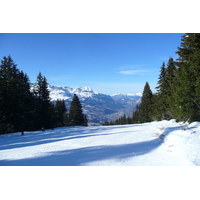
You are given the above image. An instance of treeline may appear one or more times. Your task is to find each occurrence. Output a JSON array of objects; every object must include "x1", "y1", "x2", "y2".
[
  {"x1": 103, "y1": 33, "x2": 200, "y2": 126},
  {"x1": 0, "y1": 56, "x2": 87, "y2": 135},
  {"x1": 102, "y1": 82, "x2": 152, "y2": 126}
]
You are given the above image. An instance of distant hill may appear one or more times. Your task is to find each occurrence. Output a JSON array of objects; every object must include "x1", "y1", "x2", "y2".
[{"x1": 48, "y1": 85, "x2": 142, "y2": 125}]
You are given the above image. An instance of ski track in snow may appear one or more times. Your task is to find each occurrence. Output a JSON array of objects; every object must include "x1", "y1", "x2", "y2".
[{"x1": 0, "y1": 120, "x2": 200, "y2": 166}]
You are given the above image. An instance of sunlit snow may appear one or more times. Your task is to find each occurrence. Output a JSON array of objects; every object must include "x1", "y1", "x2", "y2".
[{"x1": 1, "y1": 120, "x2": 200, "y2": 166}]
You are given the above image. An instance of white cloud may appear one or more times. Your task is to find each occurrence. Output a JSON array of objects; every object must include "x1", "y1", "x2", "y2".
[{"x1": 118, "y1": 69, "x2": 149, "y2": 75}]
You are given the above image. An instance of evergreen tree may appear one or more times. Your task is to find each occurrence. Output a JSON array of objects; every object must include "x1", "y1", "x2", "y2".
[
  {"x1": 166, "y1": 58, "x2": 176, "y2": 90},
  {"x1": 172, "y1": 33, "x2": 200, "y2": 121},
  {"x1": 83, "y1": 114, "x2": 88, "y2": 126},
  {"x1": 154, "y1": 62, "x2": 168, "y2": 120},
  {"x1": 164, "y1": 58, "x2": 177, "y2": 119},
  {"x1": 132, "y1": 104, "x2": 140, "y2": 124},
  {"x1": 115, "y1": 119, "x2": 120, "y2": 125},
  {"x1": 69, "y1": 94, "x2": 88, "y2": 126},
  {"x1": 54, "y1": 99, "x2": 68, "y2": 127},
  {"x1": 17, "y1": 71, "x2": 38, "y2": 131},
  {"x1": 151, "y1": 93, "x2": 161, "y2": 120},
  {"x1": 103, "y1": 113, "x2": 134, "y2": 126},
  {"x1": 154, "y1": 58, "x2": 176, "y2": 120},
  {"x1": 127, "y1": 116, "x2": 132, "y2": 124},
  {"x1": 102, "y1": 121, "x2": 109, "y2": 126},
  {"x1": 0, "y1": 56, "x2": 34, "y2": 134},
  {"x1": 139, "y1": 82, "x2": 153, "y2": 123},
  {"x1": 155, "y1": 62, "x2": 167, "y2": 94},
  {"x1": 33, "y1": 72, "x2": 53, "y2": 129}
]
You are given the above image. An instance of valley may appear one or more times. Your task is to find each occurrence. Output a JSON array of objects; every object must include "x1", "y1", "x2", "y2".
[{"x1": 48, "y1": 85, "x2": 142, "y2": 125}]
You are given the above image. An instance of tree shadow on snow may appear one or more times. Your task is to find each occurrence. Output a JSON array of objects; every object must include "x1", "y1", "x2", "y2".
[
  {"x1": 0, "y1": 124, "x2": 182, "y2": 166},
  {"x1": 0, "y1": 126, "x2": 126, "y2": 151},
  {"x1": 0, "y1": 138, "x2": 163, "y2": 166}
]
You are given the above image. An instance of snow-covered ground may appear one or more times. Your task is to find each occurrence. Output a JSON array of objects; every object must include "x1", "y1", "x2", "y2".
[{"x1": 1, "y1": 120, "x2": 200, "y2": 166}]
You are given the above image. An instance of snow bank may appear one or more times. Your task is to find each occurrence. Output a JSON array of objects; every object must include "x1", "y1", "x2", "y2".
[{"x1": 188, "y1": 121, "x2": 200, "y2": 128}]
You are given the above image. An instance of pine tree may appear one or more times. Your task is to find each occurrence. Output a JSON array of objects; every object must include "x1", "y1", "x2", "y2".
[
  {"x1": 151, "y1": 93, "x2": 161, "y2": 120},
  {"x1": 0, "y1": 56, "x2": 35, "y2": 134},
  {"x1": 154, "y1": 58, "x2": 176, "y2": 120},
  {"x1": 154, "y1": 62, "x2": 168, "y2": 120},
  {"x1": 102, "y1": 121, "x2": 109, "y2": 126},
  {"x1": 166, "y1": 58, "x2": 176, "y2": 90},
  {"x1": 164, "y1": 58, "x2": 177, "y2": 119},
  {"x1": 132, "y1": 104, "x2": 140, "y2": 124},
  {"x1": 155, "y1": 62, "x2": 167, "y2": 94},
  {"x1": 17, "y1": 71, "x2": 37, "y2": 131},
  {"x1": 33, "y1": 72, "x2": 53, "y2": 129},
  {"x1": 127, "y1": 116, "x2": 132, "y2": 124},
  {"x1": 69, "y1": 94, "x2": 88, "y2": 126},
  {"x1": 83, "y1": 114, "x2": 88, "y2": 126},
  {"x1": 172, "y1": 33, "x2": 200, "y2": 121},
  {"x1": 139, "y1": 82, "x2": 153, "y2": 123},
  {"x1": 54, "y1": 99, "x2": 68, "y2": 127}
]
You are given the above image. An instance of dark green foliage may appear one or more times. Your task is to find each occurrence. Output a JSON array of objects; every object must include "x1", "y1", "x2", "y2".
[
  {"x1": 155, "y1": 62, "x2": 167, "y2": 94},
  {"x1": 0, "y1": 57, "x2": 62, "y2": 134},
  {"x1": 54, "y1": 99, "x2": 68, "y2": 127},
  {"x1": 152, "y1": 34, "x2": 200, "y2": 122},
  {"x1": 0, "y1": 56, "x2": 88, "y2": 134},
  {"x1": 0, "y1": 56, "x2": 35, "y2": 134},
  {"x1": 102, "y1": 121, "x2": 109, "y2": 126},
  {"x1": 153, "y1": 58, "x2": 176, "y2": 120},
  {"x1": 132, "y1": 104, "x2": 140, "y2": 123},
  {"x1": 33, "y1": 72, "x2": 54, "y2": 129},
  {"x1": 103, "y1": 83, "x2": 153, "y2": 126},
  {"x1": 166, "y1": 58, "x2": 176, "y2": 89},
  {"x1": 172, "y1": 33, "x2": 200, "y2": 122},
  {"x1": 83, "y1": 114, "x2": 88, "y2": 126},
  {"x1": 139, "y1": 82, "x2": 153, "y2": 123},
  {"x1": 99, "y1": 34, "x2": 200, "y2": 126},
  {"x1": 103, "y1": 106, "x2": 140, "y2": 126},
  {"x1": 3, "y1": 33, "x2": 200, "y2": 132},
  {"x1": 69, "y1": 94, "x2": 88, "y2": 126},
  {"x1": 153, "y1": 62, "x2": 168, "y2": 120}
]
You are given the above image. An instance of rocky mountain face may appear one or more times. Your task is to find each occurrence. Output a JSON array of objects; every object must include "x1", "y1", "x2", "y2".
[{"x1": 48, "y1": 85, "x2": 142, "y2": 125}]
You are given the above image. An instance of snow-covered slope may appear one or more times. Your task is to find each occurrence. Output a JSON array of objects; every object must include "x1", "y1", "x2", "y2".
[{"x1": 1, "y1": 120, "x2": 200, "y2": 166}]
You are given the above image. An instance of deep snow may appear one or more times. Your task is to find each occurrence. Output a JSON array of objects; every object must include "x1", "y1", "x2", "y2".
[{"x1": 1, "y1": 120, "x2": 200, "y2": 166}]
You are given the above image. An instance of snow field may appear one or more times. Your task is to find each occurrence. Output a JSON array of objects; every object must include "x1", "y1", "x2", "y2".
[
  {"x1": 1, "y1": 120, "x2": 200, "y2": 166},
  {"x1": 2, "y1": 120, "x2": 200, "y2": 200}
]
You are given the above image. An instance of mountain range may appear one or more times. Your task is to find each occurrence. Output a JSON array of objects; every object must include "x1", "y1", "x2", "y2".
[{"x1": 48, "y1": 85, "x2": 142, "y2": 125}]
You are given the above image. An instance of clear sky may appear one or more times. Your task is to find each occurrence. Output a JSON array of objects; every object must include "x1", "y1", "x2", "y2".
[{"x1": 0, "y1": 33, "x2": 184, "y2": 95}]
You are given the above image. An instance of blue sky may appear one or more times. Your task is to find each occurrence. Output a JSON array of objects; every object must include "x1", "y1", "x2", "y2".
[{"x1": 0, "y1": 33, "x2": 184, "y2": 95}]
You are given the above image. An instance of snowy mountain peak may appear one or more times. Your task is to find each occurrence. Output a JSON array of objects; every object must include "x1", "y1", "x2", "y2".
[
  {"x1": 72, "y1": 86, "x2": 93, "y2": 95},
  {"x1": 111, "y1": 93, "x2": 142, "y2": 98},
  {"x1": 126, "y1": 93, "x2": 142, "y2": 97},
  {"x1": 111, "y1": 93, "x2": 142, "y2": 101},
  {"x1": 48, "y1": 85, "x2": 105, "y2": 101},
  {"x1": 79, "y1": 86, "x2": 93, "y2": 92},
  {"x1": 48, "y1": 85, "x2": 142, "y2": 125}
]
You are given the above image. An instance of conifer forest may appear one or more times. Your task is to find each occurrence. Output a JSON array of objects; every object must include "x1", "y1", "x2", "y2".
[
  {"x1": 0, "y1": 57, "x2": 87, "y2": 134},
  {"x1": 1, "y1": 33, "x2": 200, "y2": 133},
  {"x1": 103, "y1": 33, "x2": 200, "y2": 125}
]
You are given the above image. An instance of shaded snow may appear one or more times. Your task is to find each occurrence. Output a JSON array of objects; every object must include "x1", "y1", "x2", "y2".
[{"x1": 1, "y1": 120, "x2": 200, "y2": 166}]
